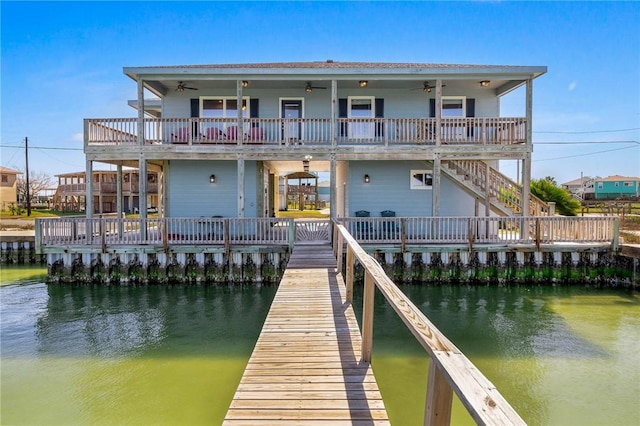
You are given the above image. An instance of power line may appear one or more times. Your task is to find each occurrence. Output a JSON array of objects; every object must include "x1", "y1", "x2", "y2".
[
  {"x1": 533, "y1": 145, "x2": 639, "y2": 162},
  {"x1": 534, "y1": 127, "x2": 640, "y2": 134},
  {"x1": 536, "y1": 140, "x2": 639, "y2": 145},
  {"x1": 0, "y1": 144, "x2": 83, "y2": 151}
]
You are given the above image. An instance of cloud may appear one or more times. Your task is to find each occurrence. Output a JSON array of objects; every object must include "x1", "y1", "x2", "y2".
[{"x1": 568, "y1": 81, "x2": 578, "y2": 91}]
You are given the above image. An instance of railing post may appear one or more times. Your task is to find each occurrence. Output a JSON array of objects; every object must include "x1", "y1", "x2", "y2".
[
  {"x1": 612, "y1": 217, "x2": 620, "y2": 251},
  {"x1": 401, "y1": 218, "x2": 407, "y2": 254},
  {"x1": 34, "y1": 219, "x2": 42, "y2": 254},
  {"x1": 288, "y1": 219, "x2": 295, "y2": 252},
  {"x1": 162, "y1": 218, "x2": 168, "y2": 252},
  {"x1": 425, "y1": 361, "x2": 453, "y2": 426},
  {"x1": 101, "y1": 219, "x2": 106, "y2": 253},
  {"x1": 346, "y1": 246, "x2": 354, "y2": 304},
  {"x1": 336, "y1": 232, "x2": 344, "y2": 273},
  {"x1": 361, "y1": 271, "x2": 375, "y2": 362},
  {"x1": 224, "y1": 219, "x2": 231, "y2": 257},
  {"x1": 535, "y1": 218, "x2": 541, "y2": 250}
]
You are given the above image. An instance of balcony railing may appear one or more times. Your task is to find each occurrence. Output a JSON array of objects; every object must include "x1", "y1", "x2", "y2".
[
  {"x1": 56, "y1": 182, "x2": 158, "y2": 195},
  {"x1": 86, "y1": 117, "x2": 527, "y2": 147},
  {"x1": 36, "y1": 216, "x2": 617, "y2": 251}
]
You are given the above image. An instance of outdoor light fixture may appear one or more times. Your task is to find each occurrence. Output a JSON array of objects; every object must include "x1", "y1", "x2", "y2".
[
  {"x1": 242, "y1": 80, "x2": 249, "y2": 88},
  {"x1": 359, "y1": 80, "x2": 368, "y2": 88},
  {"x1": 364, "y1": 174, "x2": 370, "y2": 183},
  {"x1": 303, "y1": 155, "x2": 312, "y2": 172},
  {"x1": 480, "y1": 80, "x2": 491, "y2": 87},
  {"x1": 209, "y1": 174, "x2": 216, "y2": 183}
]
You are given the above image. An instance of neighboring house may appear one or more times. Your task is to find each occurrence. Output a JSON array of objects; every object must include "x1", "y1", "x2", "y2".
[
  {"x1": 54, "y1": 169, "x2": 159, "y2": 213},
  {"x1": 593, "y1": 175, "x2": 640, "y2": 200},
  {"x1": 0, "y1": 166, "x2": 22, "y2": 210},
  {"x1": 82, "y1": 61, "x2": 547, "y2": 219},
  {"x1": 561, "y1": 176, "x2": 595, "y2": 201}
]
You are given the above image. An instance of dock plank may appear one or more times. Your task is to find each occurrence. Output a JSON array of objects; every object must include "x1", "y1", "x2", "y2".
[{"x1": 223, "y1": 243, "x2": 390, "y2": 425}]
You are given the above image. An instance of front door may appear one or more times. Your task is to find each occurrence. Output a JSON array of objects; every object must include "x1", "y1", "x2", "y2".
[
  {"x1": 348, "y1": 96, "x2": 375, "y2": 139},
  {"x1": 281, "y1": 99, "x2": 303, "y2": 143}
]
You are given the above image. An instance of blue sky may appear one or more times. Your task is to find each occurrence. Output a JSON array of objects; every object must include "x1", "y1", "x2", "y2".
[{"x1": 1, "y1": 1, "x2": 639, "y2": 185}]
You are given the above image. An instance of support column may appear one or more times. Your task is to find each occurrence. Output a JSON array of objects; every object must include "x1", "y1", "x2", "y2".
[
  {"x1": 330, "y1": 154, "x2": 337, "y2": 220},
  {"x1": 238, "y1": 159, "x2": 245, "y2": 217},
  {"x1": 485, "y1": 162, "x2": 491, "y2": 217},
  {"x1": 85, "y1": 159, "x2": 93, "y2": 218},
  {"x1": 256, "y1": 161, "x2": 265, "y2": 217},
  {"x1": 137, "y1": 79, "x2": 144, "y2": 146},
  {"x1": 432, "y1": 155, "x2": 441, "y2": 216},
  {"x1": 331, "y1": 80, "x2": 337, "y2": 147},
  {"x1": 522, "y1": 78, "x2": 533, "y2": 216},
  {"x1": 435, "y1": 80, "x2": 442, "y2": 147},
  {"x1": 116, "y1": 164, "x2": 123, "y2": 218},
  {"x1": 237, "y1": 80, "x2": 244, "y2": 146},
  {"x1": 98, "y1": 173, "x2": 104, "y2": 214},
  {"x1": 139, "y1": 156, "x2": 147, "y2": 219},
  {"x1": 160, "y1": 160, "x2": 168, "y2": 217}
]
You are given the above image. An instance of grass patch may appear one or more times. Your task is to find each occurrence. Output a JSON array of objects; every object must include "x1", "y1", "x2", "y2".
[{"x1": 277, "y1": 210, "x2": 329, "y2": 219}]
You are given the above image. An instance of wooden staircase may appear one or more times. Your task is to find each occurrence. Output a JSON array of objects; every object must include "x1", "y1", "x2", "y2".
[{"x1": 441, "y1": 160, "x2": 548, "y2": 217}]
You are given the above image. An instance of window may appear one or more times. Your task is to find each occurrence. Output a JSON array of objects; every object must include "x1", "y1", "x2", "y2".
[
  {"x1": 411, "y1": 170, "x2": 433, "y2": 189},
  {"x1": 624, "y1": 181, "x2": 633, "y2": 187},
  {"x1": 201, "y1": 97, "x2": 249, "y2": 118},
  {"x1": 1, "y1": 175, "x2": 7, "y2": 183},
  {"x1": 615, "y1": 182, "x2": 619, "y2": 187},
  {"x1": 597, "y1": 182, "x2": 603, "y2": 189},
  {"x1": 441, "y1": 97, "x2": 466, "y2": 117}
]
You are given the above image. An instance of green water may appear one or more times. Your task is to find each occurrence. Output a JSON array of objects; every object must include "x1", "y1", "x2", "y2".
[{"x1": 1, "y1": 267, "x2": 639, "y2": 425}]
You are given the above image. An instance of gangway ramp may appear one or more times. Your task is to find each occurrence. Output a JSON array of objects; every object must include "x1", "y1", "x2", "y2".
[{"x1": 223, "y1": 244, "x2": 389, "y2": 425}]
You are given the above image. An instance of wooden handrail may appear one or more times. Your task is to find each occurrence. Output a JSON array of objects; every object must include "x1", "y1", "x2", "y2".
[{"x1": 334, "y1": 223, "x2": 527, "y2": 425}]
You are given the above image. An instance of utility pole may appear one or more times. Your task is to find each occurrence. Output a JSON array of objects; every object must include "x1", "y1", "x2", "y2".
[{"x1": 25, "y1": 137, "x2": 31, "y2": 216}]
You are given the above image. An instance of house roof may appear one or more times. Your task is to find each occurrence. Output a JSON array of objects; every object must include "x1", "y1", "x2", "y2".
[
  {"x1": 0, "y1": 166, "x2": 22, "y2": 175},
  {"x1": 124, "y1": 61, "x2": 547, "y2": 98},
  {"x1": 561, "y1": 176, "x2": 593, "y2": 186},
  {"x1": 596, "y1": 175, "x2": 640, "y2": 182}
]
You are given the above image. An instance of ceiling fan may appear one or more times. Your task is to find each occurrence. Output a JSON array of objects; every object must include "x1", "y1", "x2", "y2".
[
  {"x1": 411, "y1": 81, "x2": 446, "y2": 93},
  {"x1": 175, "y1": 82, "x2": 198, "y2": 92},
  {"x1": 305, "y1": 82, "x2": 327, "y2": 93}
]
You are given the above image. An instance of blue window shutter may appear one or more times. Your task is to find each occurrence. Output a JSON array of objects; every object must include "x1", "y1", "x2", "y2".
[
  {"x1": 339, "y1": 98, "x2": 347, "y2": 136},
  {"x1": 250, "y1": 99, "x2": 259, "y2": 118},
  {"x1": 429, "y1": 99, "x2": 435, "y2": 118},
  {"x1": 375, "y1": 98, "x2": 384, "y2": 137},
  {"x1": 466, "y1": 99, "x2": 476, "y2": 138},
  {"x1": 190, "y1": 99, "x2": 199, "y2": 117},
  {"x1": 466, "y1": 99, "x2": 475, "y2": 117}
]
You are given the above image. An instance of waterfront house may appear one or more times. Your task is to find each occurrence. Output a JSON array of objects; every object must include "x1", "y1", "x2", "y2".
[
  {"x1": 83, "y1": 61, "x2": 548, "y2": 220},
  {"x1": 54, "y1": 169, "x2": 159, "y2": 213},
  {"x1": 561, "y1": 176, "x2": 596, "y2": 201},
  {"x1": 0, "y1": 166, "x2": 22, "y2": 211},
  {"x1": 593, "y1": 175, "x2": 640, "y2": 200}
]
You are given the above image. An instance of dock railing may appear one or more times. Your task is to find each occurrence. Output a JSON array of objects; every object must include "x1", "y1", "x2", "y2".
[
  {"x1": 333, "y1": 223, "x2": 527, "y2": 425},
  {"x1": 36, "y1": 216, "x2": 619, "y2": 254}
]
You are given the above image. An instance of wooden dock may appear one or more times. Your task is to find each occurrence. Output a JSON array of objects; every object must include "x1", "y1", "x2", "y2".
[{"x1": 223, "y1": 244, "x2": 390, "y2": 425}]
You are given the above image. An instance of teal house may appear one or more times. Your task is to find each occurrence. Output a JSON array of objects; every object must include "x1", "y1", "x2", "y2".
[{"x1": 594, "y1": 175, "x2": 640, "y2": 200}]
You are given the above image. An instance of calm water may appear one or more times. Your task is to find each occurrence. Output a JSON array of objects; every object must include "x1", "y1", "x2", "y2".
[{"x1": 1, "y1": 266, "x2": 639, "y2": 425}]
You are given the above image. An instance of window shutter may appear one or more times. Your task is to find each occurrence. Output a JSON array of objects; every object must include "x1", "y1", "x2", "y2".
[
  {"x1": 466, "y1": 99, "x2": 476, "y2": 138},
  {"x1": 375, "y1": 98, "x2": 384, "y2": 137},
  {"x1": 429, "y1": 99, "x2": 436, "y2": 118},
  {"x1": 190, "y1": 99, "x2": 199, "y2": 117},
  {"x1": 190, "y1": 99, "x2": 200, "y2": 138},
  {"x1": 466, "y1": 99, "x2": 475, "y2": 117},
  {"x1": 250, "y1": 99, "x2": 259, "y2": 118},
  {"x1": 339, "y1": 98, "x2": 347, "y2": 136}
]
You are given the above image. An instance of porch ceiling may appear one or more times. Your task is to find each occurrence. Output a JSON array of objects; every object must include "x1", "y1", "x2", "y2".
[{"x1": 265, "y1": 160, "x2": 330, "y2": 176}]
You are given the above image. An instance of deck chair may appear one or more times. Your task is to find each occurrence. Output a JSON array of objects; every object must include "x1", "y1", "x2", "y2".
[
  {"x1": 247, "y1": 126, "x2": 264, "y2": 144},
  {"x1": 354, "y1": 210, "x2": 371, "y2": 240},
  {"x1": 226, "y1": 125, "x2": 240, "y2": 141},
  {"x1": 171, "y1": 127, "x2": 191, "y2": 144},
  {"x1": 380, "y1": 210, "x2": 399, "y2": 239},
  {"x1": 204, "y1": 127, "x2": 224, "y2": 143}
]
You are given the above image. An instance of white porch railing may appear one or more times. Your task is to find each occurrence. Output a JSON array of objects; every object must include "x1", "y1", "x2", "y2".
[
  {"x1": 36, "y1": 216, "x2": 618, "y2": 252},
  {"x1": 85, "y1": 117, "x2": 528, "y2": 147},
  {"x1": 443, "y1": 160, "x2": 549, "y2": 216},
  {"x1": 341, "y1": 216, "x2": 618, "y2": 248}
]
